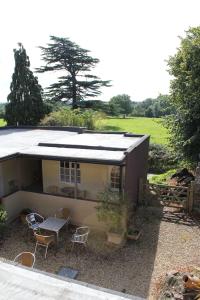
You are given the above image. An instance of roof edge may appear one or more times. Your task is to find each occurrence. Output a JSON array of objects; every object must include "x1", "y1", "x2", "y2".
[
  {"x1": 125, "y1": 134, "x2": 150, "y2": 154},
  {"x1": 0, "y1": 125, "x2": 85, "y2": 133}
]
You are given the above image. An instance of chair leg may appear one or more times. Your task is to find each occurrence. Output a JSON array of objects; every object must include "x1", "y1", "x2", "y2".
[
  {"x1": 34, "y1": 242, "x2": 38, "y2": 255},
  {"x1": 45, "y1": 245, "x2": 48, "y2": 259},
  {"x1": 71, "y1": 242, "x2": 75, "y2": 252}
]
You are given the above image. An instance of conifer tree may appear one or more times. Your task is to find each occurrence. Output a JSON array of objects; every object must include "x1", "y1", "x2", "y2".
[
  {"x1": 5, "y1": 43, "x2": 46, "y2": 125},
  {"x1": 37, "y1": 36, "x2": 111, "y2": 108}
]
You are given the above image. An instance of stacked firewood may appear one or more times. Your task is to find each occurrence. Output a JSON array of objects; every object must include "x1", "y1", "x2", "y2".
[
  {"x1": 170, "y1": 169, "x2": 194, "y2": 187},
  {"x1": 183, "y1": 275, "x2": 200, "y2": 300},
  {"x1": 159, "y1": 271, "x2": 200, "y2": 300}
]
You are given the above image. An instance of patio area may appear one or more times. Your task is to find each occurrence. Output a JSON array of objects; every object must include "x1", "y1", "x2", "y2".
[{"x1": 0, "y1": 207, "x2": 200, "y2": 299}]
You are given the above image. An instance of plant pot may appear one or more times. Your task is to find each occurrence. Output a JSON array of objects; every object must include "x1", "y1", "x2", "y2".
[
  {"x1": 107, "y1": 231, "x2": 125, "y2": 245},
  {"x1": 20, "y1": 214, "x2": 27, "y2": 224},
  {"x1": 19, "y1": 208, "x2": 32, "y2": 224},
  {"x1": 127, "y1": 230, "x2": 142, "y2": 241}
]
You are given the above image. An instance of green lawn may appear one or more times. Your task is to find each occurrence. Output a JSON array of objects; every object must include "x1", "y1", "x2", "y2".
[
  {"x1": 102, "y1": 117, "x2": 169, "y2": 145},
  {"x1": 0, "y1": 119, "x2": 6, "y2": 126}
]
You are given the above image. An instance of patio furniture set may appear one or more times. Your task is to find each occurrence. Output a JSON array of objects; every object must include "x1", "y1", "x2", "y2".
[{"x1": 14, "y1": 208, "x2": 90, "y2": 268}]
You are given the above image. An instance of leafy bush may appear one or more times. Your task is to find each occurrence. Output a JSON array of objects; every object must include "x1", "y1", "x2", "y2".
[
  {"x1": 148, "y1": 143, "x2": 178, "y2": 174},
  {"x1": 40, "y1": 107, "x2": 105, "y2": 130},
  {"x1": 96, "y1": 188, "x2": 126, "y2": 233},
  {"x1": 0, "y1": 205, "x2": 7, "y2": 238}
]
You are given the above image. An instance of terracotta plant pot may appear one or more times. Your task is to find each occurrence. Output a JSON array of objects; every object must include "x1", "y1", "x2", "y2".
[
  {"x1": 127, "y1": 230, "x2": 142, "y2": 241},
  {"x1": 19, "y1": 208, "x2": 32, "y2": 224}
]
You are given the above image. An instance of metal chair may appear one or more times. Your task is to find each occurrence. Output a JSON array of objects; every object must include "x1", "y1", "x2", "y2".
[
  {"x1": 71, "y1": 226, "x2": 90, "y2": 250},
  {"x1": 55, "y1": 208, "x2": 70, "y2": 222},
  {"x1": 34, "y1": 232, "x2": 55, "y2": 259},
  {"x1": 26, "y1": 213, "x2": 44, "y2": 232},
  {"x1": 14, "y1": 252, "x2": 35, "y2": 268}
]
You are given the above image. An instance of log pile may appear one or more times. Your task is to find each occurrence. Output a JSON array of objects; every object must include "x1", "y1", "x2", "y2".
[
  {"x1": 159, "y1": 270, "x2": 200, "y2": 300},
  {"x1": 169, "y1": 169, "x2": 195, "y2": 187}
]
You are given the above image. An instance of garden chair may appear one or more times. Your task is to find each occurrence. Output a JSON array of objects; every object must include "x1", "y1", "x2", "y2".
[
  {"x1": 71, "y1": 226, "x2": 90, "y2": 250},
  {"x1": 34, "y1": 232, "x2": 55, "y2": 259},
  {"x1": 26, "y1": 213, "x2": 44, "y2": 232},
  {"x1": 55, "y1": 208, "x2": 70, "y2": 221},
  {"x1": 55, "y1": 208, "x2": 71, "y2": 233},
  {"x1": 14, "y1": 252, "x2": 35, "y2": 268}
]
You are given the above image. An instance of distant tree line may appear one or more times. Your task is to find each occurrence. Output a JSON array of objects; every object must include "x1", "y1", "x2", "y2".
[{"x1": 79, "y1": 93, "x2": 174, "y2": 118}]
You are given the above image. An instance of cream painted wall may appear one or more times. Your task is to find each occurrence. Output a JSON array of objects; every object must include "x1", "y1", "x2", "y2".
[
  {"x1": 0, "y1": 159, "x2": 20, "y2": 196},
  {"x1": 2, "y1": 191, "x2": 106, "y2": 230},
  {"x1": 42, "y1": 160, "x2": 113, "y2": 200},
  {"x1": 0, "y1": 158, "x2": 41, "y2": 197}
]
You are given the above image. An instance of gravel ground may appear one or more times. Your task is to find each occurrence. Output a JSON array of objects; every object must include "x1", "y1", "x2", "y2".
[{"x1": 0, "y1": 207, "x2": 200, "y2": 299}]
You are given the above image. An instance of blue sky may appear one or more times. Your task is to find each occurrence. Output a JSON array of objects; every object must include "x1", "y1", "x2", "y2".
[{"x1": 1, "y1": 0, "x2": 200, "y2": 102}]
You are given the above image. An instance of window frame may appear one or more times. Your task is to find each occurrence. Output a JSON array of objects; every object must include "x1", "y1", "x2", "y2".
[
  {"x1": 110, "y1": 166, "x2": 120, "y2": 190},
  {"x1": 60, "y1": 161, "x2": 81, "y2": 184}
]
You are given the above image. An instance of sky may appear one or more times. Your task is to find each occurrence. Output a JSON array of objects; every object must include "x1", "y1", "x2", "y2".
[{"x1": 0, "y1": 0, "x2": 200, "y2": 103}]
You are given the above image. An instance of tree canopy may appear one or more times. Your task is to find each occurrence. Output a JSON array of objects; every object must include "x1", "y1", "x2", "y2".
[
  {"x1": 5, "y1": 43, "x2": 46, "y2": 125},
  {"x1": 109, "y1": 94, "x2": 133, "y2": 116},
  {"x1": 37, "y1": 36, "x2": 111, "y2": 108},
  {"x1": 167, "y1": 27, "x2": 200, "y2": 162}
]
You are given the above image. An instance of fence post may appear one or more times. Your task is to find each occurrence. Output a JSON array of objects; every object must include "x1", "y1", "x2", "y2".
[
  {"x1": 188, "y1": 181, "x2": 194, "y2": 213},
  {"x1": 138, "y1": 178, "x2": 144, "y2": 205}
]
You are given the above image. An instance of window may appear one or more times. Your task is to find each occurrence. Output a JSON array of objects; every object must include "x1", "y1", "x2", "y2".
[
  {"x1": 60, "y1": 162, "x2": 81, "y2": 183},
  {"x1": 110, "y1": 166, "x2": 120, "y2": 189}
]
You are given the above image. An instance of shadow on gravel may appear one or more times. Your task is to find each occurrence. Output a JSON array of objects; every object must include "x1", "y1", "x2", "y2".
[{"x1": 121, "y1": 206, "x2": 163, "y2": 299}]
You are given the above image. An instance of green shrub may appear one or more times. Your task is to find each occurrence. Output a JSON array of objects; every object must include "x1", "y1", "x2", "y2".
[
  {"x1": 40, "y1": 107, "x2": 105, "y2": 130},
  {"x1": 148, "y1": 143, "x2": 178, "y2": 174},
  {"x1": 0, "y1": 205, "x2": 7, "y2": 238},
  {"x1": 96, "y1": 188, "x2": 126, "y2": 233}
]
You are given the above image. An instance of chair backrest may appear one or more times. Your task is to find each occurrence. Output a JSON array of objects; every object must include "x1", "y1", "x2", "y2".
[
  {"x1": 26, "y1": 213, "x2": 44, "y2": 228},
  {"x1": 34, "y1": 233, "x2": 54, "y2": 245},
  {"x1": 73, "y1": 226, "x2": 90, "y2": 243},
  {"x1": 47, "y1": 185, "x2": 59, "y2": 194},
  {"x1": 14, "y1": 252, "x2": 35, "y2": 268},
  {"x1": 26, "y1": 213, "x2": 36, "y2": 227},
  {"x1": 55, "y1": 208, "x2": 70, "y2": 220}
]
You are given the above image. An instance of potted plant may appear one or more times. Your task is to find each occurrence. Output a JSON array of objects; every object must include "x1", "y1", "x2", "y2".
[
  {"x1": 19, "y1": 208, "x2": 32, "y2": 224},
  {"x1": 96, "y1": 188, "x2": 127, "y2": 245},
  {"x1": 127, "y1": 228, "x2": 142, "y2": 240}
]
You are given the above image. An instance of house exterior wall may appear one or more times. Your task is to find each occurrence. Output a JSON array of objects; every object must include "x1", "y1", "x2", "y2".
[
  {"x1": 124, "y1": 137, "x2": 149, "y2": 209},
  {"x1": 2, "y1": 191, "x2": 106, "y2": 230},
  {"x1": 0, "y1": 158, "x2": 40, "y2": 197},
  {"x1": 42, "y1": 160, "x2": 111, "y2": 200},
  {"x1": 0, "y1": 159, "x2": 20, "y2": 197}
]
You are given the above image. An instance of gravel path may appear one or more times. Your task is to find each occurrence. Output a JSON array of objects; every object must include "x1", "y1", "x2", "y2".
[{"x1": 0, "y1": 207, "x2": 199, "y2": 299}]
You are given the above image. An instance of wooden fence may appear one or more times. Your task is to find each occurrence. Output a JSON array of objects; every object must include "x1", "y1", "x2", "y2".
[{"x1": 139, "y1": 179, "x2": 194, "y2": 212}]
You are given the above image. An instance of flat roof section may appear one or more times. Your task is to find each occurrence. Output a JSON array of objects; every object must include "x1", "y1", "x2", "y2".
[
  {"x1": 0, "y1": 127, "x2": 149, "y2": 162},
  {"x1": 20, "y1": 146, "x2": 125, "y2": 164},
  {"x1": 0, "y1": 260, "x2": 144, "y2": 300}
]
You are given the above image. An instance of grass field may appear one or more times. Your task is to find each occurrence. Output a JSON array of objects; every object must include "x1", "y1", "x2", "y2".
[{"x1": 102, "y1": 117, "x2": 169, "y2": 145}]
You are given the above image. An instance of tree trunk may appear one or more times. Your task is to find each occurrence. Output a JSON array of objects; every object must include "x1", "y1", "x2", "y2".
[{"x1": 72, "y1": 75, "x2": 77, "y2": 109}]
